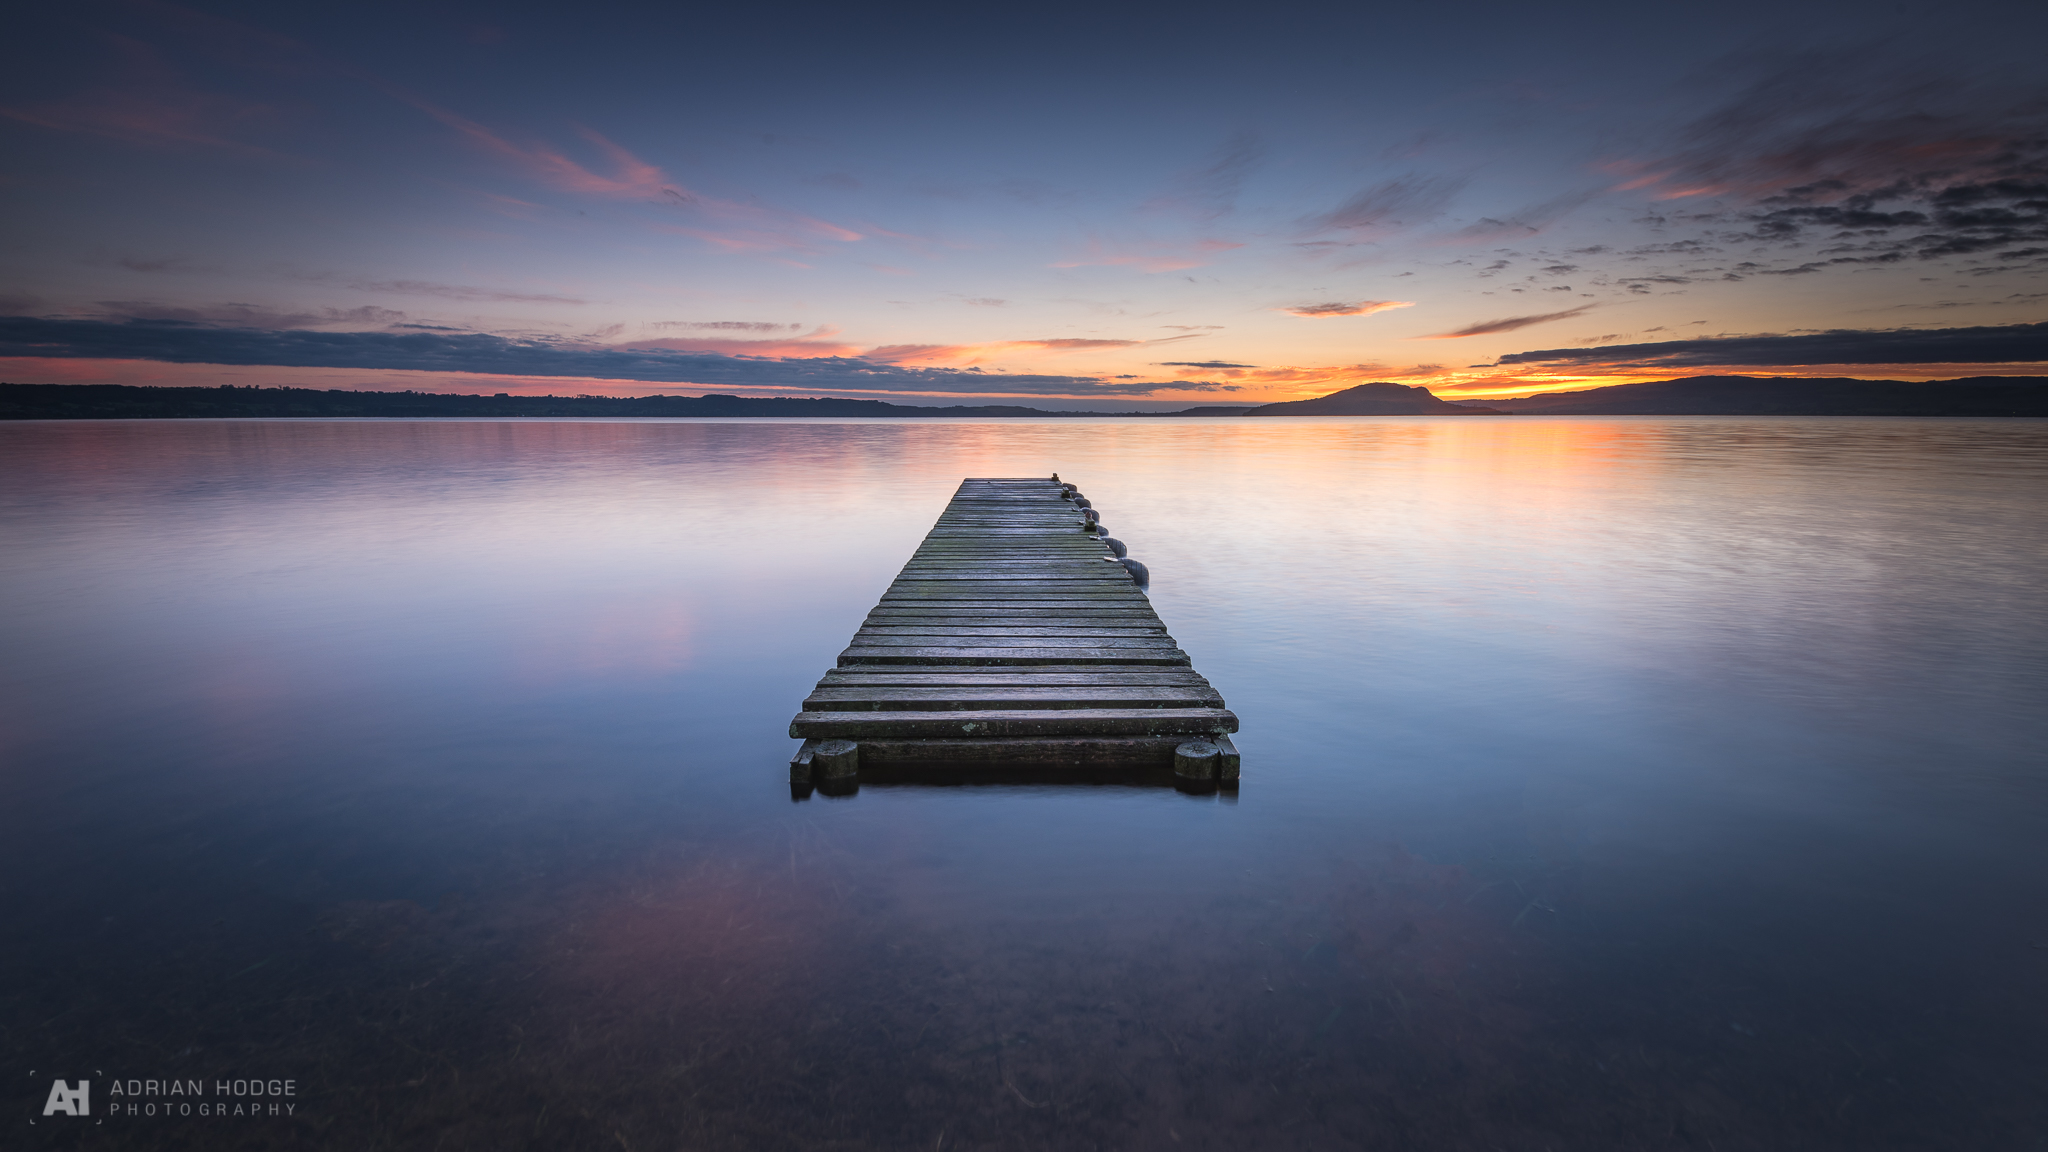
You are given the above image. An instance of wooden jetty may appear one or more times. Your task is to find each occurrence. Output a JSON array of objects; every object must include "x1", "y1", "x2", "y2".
[{"x1": 788, "y1": 477, "x2": 1239, "y2": 790}]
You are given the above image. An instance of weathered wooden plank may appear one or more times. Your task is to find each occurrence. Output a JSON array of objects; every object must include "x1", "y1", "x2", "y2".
[
  {"x1": 866, "y1": 621, "x2": 1159, "y2": 630},
  {"x1": 851, "y1": 628, "x2": 1174, "y2": 641},
  {"x1": 885, "y1": 587, "x2": 1132, "y2": 594},
  {"x1": 896, "y1": 567, "x2": 1124, "y2": 576},
  {"x1": 875, "y1": 602, "x2": 1150, "y2": 610},
  {"x1": 853, "y1": 633, "x2": 1177, "y2": 645},
  {"x1": 882, "y1": 588, "x2": 1136, "y2": 597},
  {"x1": 871, "y1": 598, "x2": 1147, "y2": 606},
  {"x1": 878, "y1": 592, "x2": 1149, "y2": 602},
  {"x1": 896, "y1": 570, "x2": 1125, "y2": 578},
  {"x1": 856, "y1": 626, "x2": 1168, "y2": 637},
  {"x1": 850, "y1": 737, "x2": 1188, "y2": 768},
  {"x1": 818, "y1": 671, "x2": 1215, "y2": 686},
  {"x1": 865, "y1": 608, "x2": 1161, "y2": 618},
  {"x1": 870, "y1": 602, "x2": 1155, "y2": 610},
  {"x1": 821, "y1": 661, "x2": 1207, "y2": 673},
  {"x1": 868, "y1": 608, "x2": 1160, "y2": 617},
  {"x1": 851, "y1": 623, "x2": 1179, "y2": 631},
  {"x1": 908, "y1": 557, "x2": 1109, "y2": 564},
  {"x1": 889, "y1": 575, "x2": 1130, "y2": 583},
  {"x1": 837, "y1": 646, "x2": 1191, "y2": 666},
  {"x1": 886, "y1": 579, "x2": 1134, "y2": 586},
  {"x1": 887, "y1": 571, "x2": 1123, "y2": 578},
  {"x1": 871, "y1": 605, "x2": 1153, "y2": 613},
  {"x1": 804, "y1": 687, "x2": 1224, "y2": 711},
  {"x1": 847, "y1": 635, "x2": 1179, "y2": 648},
  {"x1": 790, "y1": 707, "x2": 1237, "y2": 739}
]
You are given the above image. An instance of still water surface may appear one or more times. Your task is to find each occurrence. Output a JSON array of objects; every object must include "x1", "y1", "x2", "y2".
[{"x1": 3, "y1": 417, "x2": 2045, "y2": 1150}]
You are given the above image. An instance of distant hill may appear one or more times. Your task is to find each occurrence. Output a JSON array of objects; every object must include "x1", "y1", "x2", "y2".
[
  {"x1": 1241, "y1": 382, "x2": 1500, "y2": 415},
  {"x1": 1470, "y1": 375, "x2": 2048, "y2": 416}
]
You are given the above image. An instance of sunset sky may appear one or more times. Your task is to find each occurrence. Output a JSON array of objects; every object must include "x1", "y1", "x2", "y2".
[{"x1": 4, "y1": 0, "x2": 2045, "y2": 408}]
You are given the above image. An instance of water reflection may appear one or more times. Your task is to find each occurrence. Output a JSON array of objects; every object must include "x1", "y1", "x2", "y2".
[{"x1": 2, "y1": 417, "x2": 2045, "y2": 1149}]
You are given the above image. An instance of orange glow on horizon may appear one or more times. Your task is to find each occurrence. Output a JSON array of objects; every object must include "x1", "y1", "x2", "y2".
[{"x1": 3, "y1": 356, "x2": 2040, "y2": 408}]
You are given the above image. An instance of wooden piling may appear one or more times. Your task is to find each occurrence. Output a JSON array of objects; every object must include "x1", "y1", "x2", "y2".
[
  {"x1": 814, "y1": 739, "x2": 859, "y2": 779},
  {"x1": 1174, "y1": 740, "x2": 1221, "y2": 780}
]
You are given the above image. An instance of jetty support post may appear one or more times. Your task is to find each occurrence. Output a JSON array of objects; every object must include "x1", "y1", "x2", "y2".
[
  {"x1": 1174, "y1": 739, "x2": 1220, "y2": 780},
  {"x1": 1213, "y1": 734, "x2": 1241, "y2": 784}
]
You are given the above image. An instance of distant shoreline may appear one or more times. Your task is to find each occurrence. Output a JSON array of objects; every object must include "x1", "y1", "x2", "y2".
[
  {"x1": 0, "y1": 383, "x2": 1233, "y2": 421},
  {"x1": 4, "y1": 376, "x2": 2046, "y2": 420}
]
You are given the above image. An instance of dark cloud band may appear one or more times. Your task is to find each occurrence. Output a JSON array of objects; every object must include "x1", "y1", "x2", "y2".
[
  {"x1": 1495, "y1": 322, "x2": 2048, "y2": 367},
  {"x1": 0, "y1": 316, "x2": 1232, "y2": 397}
]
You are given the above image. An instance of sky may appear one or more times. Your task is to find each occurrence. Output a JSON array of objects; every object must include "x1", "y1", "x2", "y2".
[{"x1": 3, "y1": 0, "x2": 2045, "y2": 408}]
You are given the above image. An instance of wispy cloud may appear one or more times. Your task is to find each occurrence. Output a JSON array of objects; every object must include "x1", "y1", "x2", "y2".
[
  {"x1": 395, "y1": 95, "x2": 865, "y2": 255},
  {"x1": 1610, "y1": 52, "x2": 2045, "y2": 206},
  {"x1": 1304, "y1": 175, "x2": 1465, "y2": 237},
  {"x1": 650, "y1": 321, "x2": 803, "y2": 333},
  {"x1": 1153, "y1": 362, "x2": 1443, "y2": 393},
  {"x1": 282, "y1": 270, "x2": 587, "y2": 305},
  {"x1": 84, "y1": 300, "x2": 407, "y2": 329},
  {"x1": 863, "y1": 338, "x2": 1157, "y2": 366},
  {"x1": 117, "y1": 255, "x2": 216, "y2": 274},
  {"x1": 1420, "y1": 305, "x2": 1595, "y2": 338},
  {"x1": 349, "y1": 280, "x2": 585, "y2": 304},
  {"x1": 1590, "y1": 52, "x2": 2048, "y2": 270},
  {"x1": 0, "y1": 35, "x2": 284, "y2": 155},
  {"x1": 1444, "y1": 191, "x2": 1598, "y2": 242},
  {"x1": 1282, "y1": 301, "x2": 1415, "y2": 318},
  {"x1": 1145, "y1": 130, "x2": 1266, "y2": 220},
  {"x1": 403, "y1": 96, "x2": 673, "y2": 200},
  {"x1": 618, "y1": 327, "x2": 862, "y2": 358}
]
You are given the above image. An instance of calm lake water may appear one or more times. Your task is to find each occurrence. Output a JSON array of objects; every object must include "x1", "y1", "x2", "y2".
[{"x1": 3, "y1": 416, "x2": 2045, "y2": 1150}]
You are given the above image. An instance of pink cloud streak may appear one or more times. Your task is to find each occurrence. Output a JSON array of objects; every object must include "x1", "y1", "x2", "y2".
[{"x1": 398, "y1": 96, "x2": 863, "y2": 254}]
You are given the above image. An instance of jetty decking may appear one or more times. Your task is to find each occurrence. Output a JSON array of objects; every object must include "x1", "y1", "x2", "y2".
[{"x1": 788, "y1": 477, "x2": 1239, "y2": 788}]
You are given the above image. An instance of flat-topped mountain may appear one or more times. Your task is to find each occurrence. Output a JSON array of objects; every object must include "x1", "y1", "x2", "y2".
[{"x1": 1241, "y1": 382, "x2": 1500, "y2": 415}]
